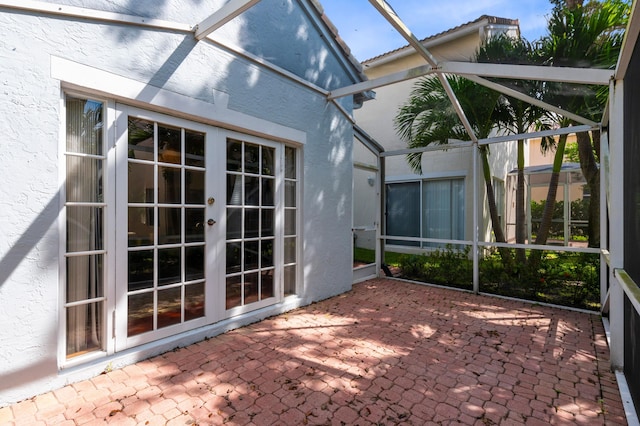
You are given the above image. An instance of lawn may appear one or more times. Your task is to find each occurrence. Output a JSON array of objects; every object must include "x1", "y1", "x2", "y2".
[{"x1": 353, "y1": 247, "x2": 403, "y2": 266}]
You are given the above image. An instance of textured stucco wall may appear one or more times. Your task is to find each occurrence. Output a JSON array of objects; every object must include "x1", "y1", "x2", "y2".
[{"x1": 0, "y1": 0, "x2": 357, "y2": 405}]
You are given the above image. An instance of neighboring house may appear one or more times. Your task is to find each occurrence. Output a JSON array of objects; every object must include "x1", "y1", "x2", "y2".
[
  {"x1": 354, "y1": 16, "x2": 520, "y2": 251},
  {"x1": 0, "y1": 0, "x2": 367, "y2": 405},
  {"x1": 504, "y1": 135, "x2": 589, "y2": 245}
]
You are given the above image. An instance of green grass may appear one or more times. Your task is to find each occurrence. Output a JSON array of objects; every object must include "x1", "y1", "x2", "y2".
[{"x1": 353, "y1": 247, "x2": 403, "y2": 266}]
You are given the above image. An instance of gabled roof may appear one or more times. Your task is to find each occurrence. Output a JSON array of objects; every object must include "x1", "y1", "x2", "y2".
[
  {"x1": 362, "y1": 15, "x2": 519, "y2": 66},
  {"x1": 0, "y1": 0, "x2": 370, "y2": 96},
  {"x1": 308, "y1": 0, "x2": 367, "y2": 82}
]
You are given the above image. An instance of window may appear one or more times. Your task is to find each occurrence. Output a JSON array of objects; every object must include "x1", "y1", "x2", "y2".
[
  {"x1": 64, "y1": 96, "x2": 105, "y2": 358},
  {"x1": 386, "y1": 182, "x2": 420, "y2": 246},
  {"x1": 422, "y1": 179, "x2": 465, "y2": 247},
  {"x1": 386, "y1": 178, "x2": 465, "y2": 248},
  {"x1": 283, "y1": 146, "x2": 298, "y2": 296},
  {"x1": 225, "y1": 140, "x2": 298, "y2": 308}
]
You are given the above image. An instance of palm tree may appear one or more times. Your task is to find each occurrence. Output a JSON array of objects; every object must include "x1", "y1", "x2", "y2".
[
  {"x1": 476, "y1": 34, "x2": 547, "y2": 262},
  {"x1": 394, "y1": 75, "x2": 512, "y2": 264},
  {"x1": 536, "y1": 0, "x2": 629, "y2": 247},
  {"x1": 533, "y1": 123, "x2": 570, "y2": 248}
]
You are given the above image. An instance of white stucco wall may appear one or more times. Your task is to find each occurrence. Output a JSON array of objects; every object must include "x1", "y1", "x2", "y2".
[{"x1": 0, "y1": 0, "x2": 358, "y2": 406}]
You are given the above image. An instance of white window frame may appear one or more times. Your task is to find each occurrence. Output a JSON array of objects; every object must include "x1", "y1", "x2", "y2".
[
  {"x1": 58, "y1": 90, "x2": 117, "y2": 369},
  {"x1": 385, "y1": 174, "x2": 466, "y2": 250}
]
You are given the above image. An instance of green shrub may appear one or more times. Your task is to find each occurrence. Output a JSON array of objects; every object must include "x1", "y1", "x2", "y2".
[
  {"x1": 480, "y1": 250, "x2": 600, "y2": 310},
  {"x1": 399, "y1": 245, "x2": 472, "y2": 290},
  {"x1": 399, "y1": 245, "x2": 600, "y2": 310},
  {"x1": 530, "y1": 199, "x2": 590, "y2": 240}
]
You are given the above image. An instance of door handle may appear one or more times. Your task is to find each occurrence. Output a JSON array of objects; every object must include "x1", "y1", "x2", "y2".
[{"x1": 207, "y1": 219, "x2": 216, "y2": 226}]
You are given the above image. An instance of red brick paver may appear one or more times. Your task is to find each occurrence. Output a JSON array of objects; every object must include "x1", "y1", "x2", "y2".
[{"x1": 2, "y1": 279, "x2": 628, "y2": 425}]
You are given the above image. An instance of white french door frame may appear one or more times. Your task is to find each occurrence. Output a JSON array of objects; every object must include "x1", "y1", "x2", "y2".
[
  {"x1": 220, "y1": 130, "x2": 287, "y2": 319},
  {"x1": 112, "y1": 107, "x2": 292, "y2": 351},
  {"x1": 55, "y1": 58, "x2": 307, "y2": 365},
  {"x1": 114, "y1": 105, "x2": 225, "y2": 351}
]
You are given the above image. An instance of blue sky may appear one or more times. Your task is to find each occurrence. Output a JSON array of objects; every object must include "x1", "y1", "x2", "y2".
[{"x1": 320, "y1": 0, "x2": 555, "y2": 61}]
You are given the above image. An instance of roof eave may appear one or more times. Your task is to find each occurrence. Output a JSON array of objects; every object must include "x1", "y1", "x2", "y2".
[
  {"x1": 306, "y1": 0, "x2": 368, "y2": 83},
  {"x1": 362, "y1": 16, "x2": 519, "y2": 68}
]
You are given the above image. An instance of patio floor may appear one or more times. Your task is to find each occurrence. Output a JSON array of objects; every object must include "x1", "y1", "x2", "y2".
[{"x1": 0, "y1": 278, "x2": 628, "y2": 425}]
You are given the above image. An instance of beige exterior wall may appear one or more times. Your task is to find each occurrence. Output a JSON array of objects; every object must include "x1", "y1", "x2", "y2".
[{"x1": 355, "y1": 19, "x2": 520, "y2": 247}]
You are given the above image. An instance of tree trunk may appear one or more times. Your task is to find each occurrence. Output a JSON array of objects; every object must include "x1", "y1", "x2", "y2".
[
  {"x1": 535, "y1": 134, "x2": 567, "y2": 245},
  {"x1": 575, "y1": 131, "x2": 600, "y2": 247},
  {"x1": 529, "y1": 134, "x2": 568, "y2": 268},
  {"x1": 480, "y1": 147, "x2": 513, "y2": 268}
]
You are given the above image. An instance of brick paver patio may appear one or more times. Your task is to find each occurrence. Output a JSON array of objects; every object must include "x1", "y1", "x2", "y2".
[{"x1": 0, "y1": 278, "x2": 627, "y2": 425}]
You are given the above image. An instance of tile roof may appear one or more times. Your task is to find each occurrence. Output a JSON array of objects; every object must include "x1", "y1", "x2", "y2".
[
  {"x1": 308, "y1": 0, "x2": 368, "y2": 82},
  {"x1": 362, "y1": 15, "x2": 519, "y2": 64}
]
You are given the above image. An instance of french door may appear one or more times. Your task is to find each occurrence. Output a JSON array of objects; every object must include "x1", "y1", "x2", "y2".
[
  {"x1": 113, "y1": 106, "x2": 288, "y2": 350},
  {"x1": 114, "y1": 107, "x2": 220, "y2": 348},
  {"x1": 63, "y1": 97, "x2": 299, "y2": 360}
]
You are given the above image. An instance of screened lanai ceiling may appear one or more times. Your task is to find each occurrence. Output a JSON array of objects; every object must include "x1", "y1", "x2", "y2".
[
  {"x1": 196, "y1": 0, "x2": 618, "y2": 146},
  {"x1": 326, "y1": 0, "x2": 616, "y2": 145},
  {"x1": 2, "y1": 0, "x2": 622, "y2": 139}
]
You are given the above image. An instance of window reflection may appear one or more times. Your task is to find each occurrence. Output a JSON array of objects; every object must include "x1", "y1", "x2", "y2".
[
  {"x1": 245, "y1": 143, "x2": 260, "y2": 174},
  {"x1": 158, "y1": 248, "x2": 181, "y2": 286},
  {"x1": 128, "y1": 207, "x2": 154, "y2": 247},
  {"x1": 128, "y1": 118, "x2": 153, "y2": 161},
  {"x1": 157, "y1": 287, "x2": 181, "y2": 329},
  {"x1": 186, "y1": 170, "x2": 204, "y2": 205},
  {"x1": 128, "y1": 250, "x2": 154, "y2": 291},
  {"x1": 185, "y1": 246, "x2": 204, "y2": 281},
  {"x1": 185, "y1": 282, "x2": 205, "y2": 320},
  {"x1": 128, "y1": 163, "x2": 154, "y2": 203},
  {"x1": 185, "y1": 131, "x2": 205, "y2": 167},
  {"x1": 128, "y1": 292, "x2": 154, "y2": 336},
  {"x1": 158, "y1": 207, "x2": 181, "y2": 245},
  {"x1": 185, "y1": 208, "x2": 204, "y2": 243},
  {"x1": 158, "y1": 125, "x2": 181, "y2": 164},
  {"x1": 158, "y1": 167, "x2": 181, "y2": 204}
]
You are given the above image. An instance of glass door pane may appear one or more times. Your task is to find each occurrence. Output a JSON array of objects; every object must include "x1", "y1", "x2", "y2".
[
  {"x1": 225, "y1": 139, "x2": 278, "y2": 309},
  {"x1": 126, "y1": 117, "x2": 206, "y2": 337}
]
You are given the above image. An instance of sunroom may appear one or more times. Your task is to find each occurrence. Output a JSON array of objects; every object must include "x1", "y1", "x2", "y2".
[{"x1": 0, "y1": 0, "x2": 638, "y2": 422}]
